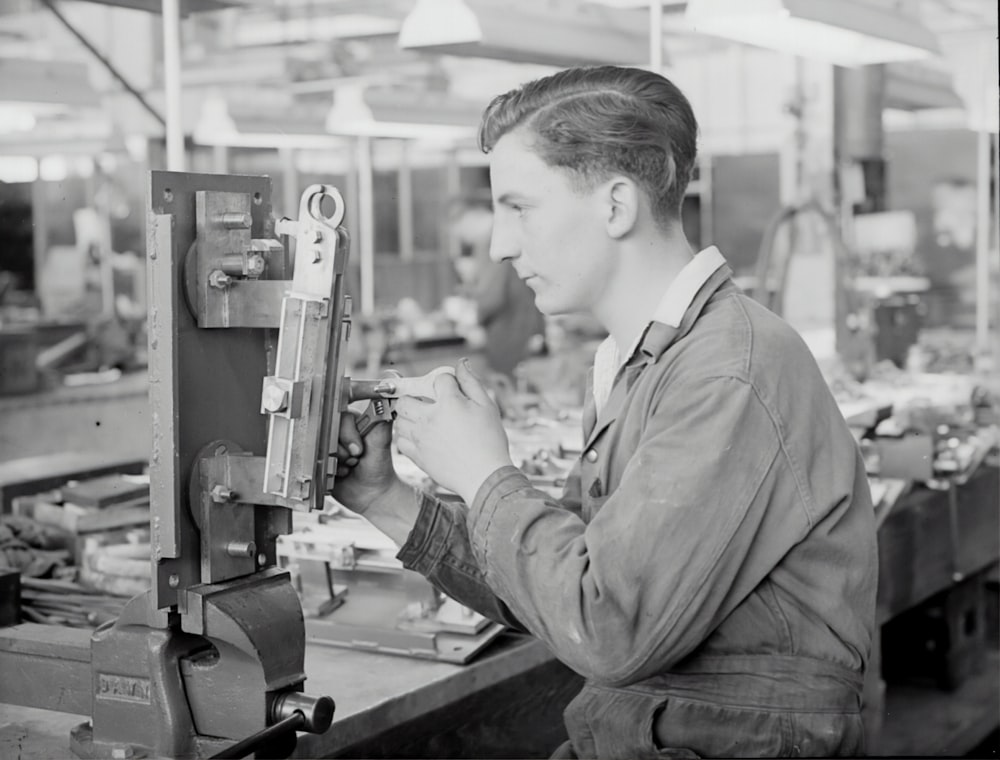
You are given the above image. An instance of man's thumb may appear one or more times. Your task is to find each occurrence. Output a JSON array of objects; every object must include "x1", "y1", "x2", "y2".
[
  {"x1": 456, "y1": 358, "x2": 492, "y2": 404},
  {"x1": 339, "y1": 410, "x2": 364, "y2": 456}
]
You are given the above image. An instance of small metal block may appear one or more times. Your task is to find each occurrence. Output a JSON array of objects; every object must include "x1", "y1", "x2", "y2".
[
  {"x1": 310, "y1": 229, "x2": 323, "y2": 244},
  {"x1": 275, "y1": 217, "x2": 297, "y2": 237},
  {"x1": 311, "y1": 247, "x2": 323, "y2": 263},
  {"x1": 294, "y1": 478, "x2": 312, "y2": 499},
  {"x1": 110, "y1": 746, "x2": 134, "y2": 759}
]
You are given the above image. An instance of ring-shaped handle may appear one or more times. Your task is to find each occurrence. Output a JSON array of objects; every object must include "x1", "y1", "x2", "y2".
[{"x1": 306, "y1": 186, "x2": 345, "y2": 228}]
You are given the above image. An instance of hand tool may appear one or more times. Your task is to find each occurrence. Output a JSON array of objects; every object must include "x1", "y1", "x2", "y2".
[{"x1": 351, "y1": 366, "x2": 457, "y2": 437}]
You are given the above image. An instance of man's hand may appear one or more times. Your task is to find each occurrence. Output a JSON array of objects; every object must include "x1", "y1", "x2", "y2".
[
  {"x1": 331, "y1": 410, "x2": 397, "y2": 514},
  {"x1": 393, "y1": 359, "x2": 514, "y2": 504}
]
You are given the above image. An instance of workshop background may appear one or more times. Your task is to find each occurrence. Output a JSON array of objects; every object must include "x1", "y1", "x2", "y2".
[{"x1": 0, "y1": 0, "x2": 998, "y2": 758}]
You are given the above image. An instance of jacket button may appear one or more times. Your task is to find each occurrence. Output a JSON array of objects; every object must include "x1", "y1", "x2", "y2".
[{"x1": 585, "y1": 449, "x2": 598, "y2": 463}]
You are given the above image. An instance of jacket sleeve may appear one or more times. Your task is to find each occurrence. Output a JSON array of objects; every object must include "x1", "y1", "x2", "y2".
[
  {"x1": 463, "y1": 376, "x2": 813, "y2": 685},
  {"x1": 396, "y1": 490, "x2": 526, "y2": 630},
  {"x1": 396, "y1": 475, "x2": 586, "y2": 630}
]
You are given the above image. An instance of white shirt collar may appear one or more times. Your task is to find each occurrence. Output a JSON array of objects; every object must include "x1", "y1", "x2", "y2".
[{"x1": 592, "y1": 246, "x2": 726, "y2": 414}]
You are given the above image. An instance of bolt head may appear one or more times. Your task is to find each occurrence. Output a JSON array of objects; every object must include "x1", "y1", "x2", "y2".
[
  {"x1": 167, "y1": 574, "x2": 180, "y2": 588},
  {"x1": 246, "y1": 253, "x2": 266, "y2": 277},
  {"x1": 210, "y1": 484, "x2": 235, "y2": 503},
  {"x1": 262, "y1": 384, "x2": 289, "y2": 413},
  {"x1": 209, "y1": 270, "x2": 232, "y2": 289}
]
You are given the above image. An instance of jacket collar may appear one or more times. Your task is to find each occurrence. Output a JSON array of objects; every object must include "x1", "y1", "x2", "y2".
[
  {"x1": 582, "y1": 263, "x2": 735, "y2": 448},
  {"x1": 629, "y1": 263, "x2": 735, "y2": 366}
]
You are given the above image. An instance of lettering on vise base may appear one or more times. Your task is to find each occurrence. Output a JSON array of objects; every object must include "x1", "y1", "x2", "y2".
[{"x1": 97, "y1": 674, "x2": 152, "y2": 704}]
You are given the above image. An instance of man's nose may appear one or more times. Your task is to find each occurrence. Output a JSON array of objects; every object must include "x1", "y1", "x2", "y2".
[{"x1": 489, "y1": 222, "x2": 518, "y2": 263}]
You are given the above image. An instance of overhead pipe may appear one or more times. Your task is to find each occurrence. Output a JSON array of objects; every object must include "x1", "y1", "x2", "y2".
[{"x1": 162, "y1": 0, "x2": 184, "y2": 171}]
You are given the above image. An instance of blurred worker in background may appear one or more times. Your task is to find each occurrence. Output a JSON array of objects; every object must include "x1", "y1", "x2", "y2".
[
  {"x1": 334, "y1": 65, "x2": 876, "y2": 758},
  {"x1": 449, "y1": 191, "x2": 546, "y2": 380}
]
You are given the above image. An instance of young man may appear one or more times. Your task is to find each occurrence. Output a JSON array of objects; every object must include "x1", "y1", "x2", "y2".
[{"x1": 333, "y1": 66, "x2": 877, "y2": 758}]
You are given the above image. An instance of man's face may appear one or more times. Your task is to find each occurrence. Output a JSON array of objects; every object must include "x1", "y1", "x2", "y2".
[{"x1": 488, "y1": 129, "x2": 614, "y2": 316}]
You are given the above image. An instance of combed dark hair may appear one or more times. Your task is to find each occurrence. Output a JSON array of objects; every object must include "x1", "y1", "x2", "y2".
[{"x1": 479, "y1": 66, "x2": 698, "y2": 228}]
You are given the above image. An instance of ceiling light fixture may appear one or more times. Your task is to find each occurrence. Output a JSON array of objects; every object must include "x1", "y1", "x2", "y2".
[
  {"x1": 325, "y1": 83, "x2": 476, "y2": 141},
  {"x1": 684, "y1": 0, "x2": 941, "y2": 67},
  {"x1": 398, "y1": 0, "x2": 656, "y2": 67}
]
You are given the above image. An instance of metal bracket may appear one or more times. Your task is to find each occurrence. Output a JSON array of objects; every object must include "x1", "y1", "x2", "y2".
[{"x1": 261, "y1": 185, "x2": 352, "y2": 511}]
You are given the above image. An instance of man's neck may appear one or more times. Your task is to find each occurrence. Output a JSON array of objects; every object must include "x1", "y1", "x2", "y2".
[{"x1": 595, "y1": 224, "x2": 695, "y2": 350}]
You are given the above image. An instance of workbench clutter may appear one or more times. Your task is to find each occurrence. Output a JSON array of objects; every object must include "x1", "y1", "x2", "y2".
[
  {"x1": 824, "y1": 334, "x2": 1000, "y2": 754},
  {"x1": 0, "y1": 470, "x2": 150, "y2": 626},
  {"x1": 278, "y1": 503, "x2": 504, "y2": 663}
]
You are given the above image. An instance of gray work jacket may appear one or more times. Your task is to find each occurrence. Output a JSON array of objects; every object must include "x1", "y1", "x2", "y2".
[{"x1": 398, "y1": 264, "x2": 878, "y2": 758}]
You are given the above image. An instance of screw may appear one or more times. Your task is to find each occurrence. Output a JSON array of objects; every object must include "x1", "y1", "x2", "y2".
[
  {"x1": 209, "y1": 269, "x2": 232, "y2": 289},
  {"x1": 257, "y1": 553, "x2": 268, "y2": 566},
  {"x1": 219, "y1": 211, "x2": 251, "y2": 229},
  {"x1": 167, "y1": 574, "x2": 180, "y2": 589},
  {"x1": 210, "y1": 485, "x2": 235, "y2": 503}
]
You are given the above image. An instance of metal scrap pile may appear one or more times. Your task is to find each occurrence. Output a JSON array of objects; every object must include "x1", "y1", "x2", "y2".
[
  {"x1": 0, "y1": 514, "x2": 68, "y2": 578},
  {"x1": 0, "y1": 515, "x2": 127, "y2": 627}
]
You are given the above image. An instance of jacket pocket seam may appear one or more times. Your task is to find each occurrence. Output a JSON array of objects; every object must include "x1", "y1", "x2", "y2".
[{"x1": 763, "y1": 581, "x2": 795, "y2": 654}]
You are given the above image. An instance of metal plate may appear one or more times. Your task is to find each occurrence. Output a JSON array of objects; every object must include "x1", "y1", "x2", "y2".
[{"x1": 147, "y1": 171, "x2": 273, "y2": 609}]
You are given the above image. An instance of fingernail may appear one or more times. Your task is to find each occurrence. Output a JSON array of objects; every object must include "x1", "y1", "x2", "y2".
[{"x1": 348, "y1": 442, "x2": 362, "y2": 456}]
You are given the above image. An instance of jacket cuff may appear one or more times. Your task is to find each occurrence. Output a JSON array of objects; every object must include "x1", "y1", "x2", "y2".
[{"x1": 395, "y1": 489, "x2": 450, "y2": 574}]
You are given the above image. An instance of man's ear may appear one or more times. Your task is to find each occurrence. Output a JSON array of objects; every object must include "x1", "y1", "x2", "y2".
[{"x1": 604, "y1": 177, "x2": 640, "y2": 239}]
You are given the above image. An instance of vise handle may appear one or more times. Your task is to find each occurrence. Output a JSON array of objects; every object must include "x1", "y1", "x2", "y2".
[{"x1": 209, "y1": 691, "x2": 335, "y2": 759}]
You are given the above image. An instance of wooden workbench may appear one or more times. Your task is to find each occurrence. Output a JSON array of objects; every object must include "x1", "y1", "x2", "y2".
[
  {"x1": 1, "y1": 467, "x2": 996, "y2": 758},
  {"x1": 0, "y1": 633, "x2": 582, "y2": 760}
]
